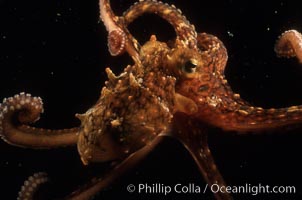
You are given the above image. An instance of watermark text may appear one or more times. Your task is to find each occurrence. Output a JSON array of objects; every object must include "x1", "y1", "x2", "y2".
[{"x1": 126, "y1": 183, "x2": 296, "y2": 196}]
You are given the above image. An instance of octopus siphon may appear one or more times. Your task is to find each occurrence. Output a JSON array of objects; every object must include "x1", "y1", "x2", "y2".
[{"x1": 1, "y1": 0, "x2": 302, "y2": 199}]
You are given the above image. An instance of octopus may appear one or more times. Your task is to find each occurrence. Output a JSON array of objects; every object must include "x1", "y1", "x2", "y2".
[{"x1": 0, "y1": 0, "x2": 301, "y2": 199}]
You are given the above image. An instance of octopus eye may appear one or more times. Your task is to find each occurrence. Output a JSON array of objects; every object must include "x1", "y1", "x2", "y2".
[{"x1": 182, "y1": 59, "x2": 197, "y2": 74}]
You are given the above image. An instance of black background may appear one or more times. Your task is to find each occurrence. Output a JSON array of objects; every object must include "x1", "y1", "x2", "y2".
[{"x1": 0, "y1": 0, "x2": 302, "y2": 199}]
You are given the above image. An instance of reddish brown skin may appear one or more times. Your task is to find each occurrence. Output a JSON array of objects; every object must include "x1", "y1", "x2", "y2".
[{"x1": 1, "y1": 1, "x2": 302, "y2": 200}]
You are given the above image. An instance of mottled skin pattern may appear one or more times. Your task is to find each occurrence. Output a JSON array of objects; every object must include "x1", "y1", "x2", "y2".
[
  {"x1": 77, "y1": 39, "x2": 176, "y2": 165},
  {"x1": 0, "y1": 0, "x2": 302, "y2": 200}
]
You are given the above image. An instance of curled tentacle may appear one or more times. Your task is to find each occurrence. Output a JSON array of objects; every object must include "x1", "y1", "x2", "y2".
[
  {"x1": 107, "y1": 29, "x2": 127, "y2": 56},
  {"x1": 99, "y1": 0, "x2": 140, "y2": 60},
  {"x1": 17, "y1": 172, "x2": 48, "y2": 200},
  {"x1": 197, "y1": 33, "x2": 228, "y2": 74},
  {"x1": 275, "y1": 29, "x2": 302, "y2": 63},
  {"x1": 0, "y1": 92, "x2": 79, "y2": 148},
  {"x1": 122, "y1": 0, "x2": 198, "y2": 49},
  {"x1": 100, "y1": 0, "x2": 127, "y2": 56}
]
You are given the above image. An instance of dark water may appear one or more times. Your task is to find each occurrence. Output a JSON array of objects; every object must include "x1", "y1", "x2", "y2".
[{"x1": 0, "y1": 0, "x2": 302, "y2": 199}]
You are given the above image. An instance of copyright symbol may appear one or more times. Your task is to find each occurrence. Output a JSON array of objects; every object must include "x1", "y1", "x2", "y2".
[{"x1": 127, "y1": 184, "x2": 135, "y2": 193}]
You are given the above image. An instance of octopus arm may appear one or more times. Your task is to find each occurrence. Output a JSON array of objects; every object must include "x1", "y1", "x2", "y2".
[
  {"x1": 122, "y1": 0, "x2": 198, "y2": 49},
  {"x1": 99, "y1": 0, "x2": 140, "y2": 60},
  {"x1": 0, "y1": 93, "x2": 78, "y2": 148},
  {"x1": 197, "y1": 33, "x2": 228, "y2": 74},
  {"x1": 194, "y1": 30, "x2": 302, "y2": 132},
  {"x1": 198, "y1": 84, "x2": 302, "y2": 132},
  {"x1": 172, "y1": 113, "x2": 232, "y2": 200},
  {"x1": 275, "y1": 29, "x2": 302, "y2": 63},
  {"x1": 17, "y1": 172, "x2": 48, "y2": 200}
]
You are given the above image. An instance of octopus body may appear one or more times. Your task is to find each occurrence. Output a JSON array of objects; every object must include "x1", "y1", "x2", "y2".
[{"x1": 1, "y1": 0, "x2": 302, "y2": 199}]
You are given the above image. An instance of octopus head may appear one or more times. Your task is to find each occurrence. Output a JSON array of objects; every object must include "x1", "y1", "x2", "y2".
[
  {"x1": 165, "y1": 47, "x2": 201, "y2": 79},
  {"x1": 162, "y1": 45, "x2": 212, "y2": 114}
]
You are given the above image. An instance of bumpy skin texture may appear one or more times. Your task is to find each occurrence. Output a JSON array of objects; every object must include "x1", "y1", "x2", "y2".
[
  {"x1": 1, "y1": 0, "x2": 302, "y2": 200},
  {"x1": 76, "y1": 39, "x2": 176, "y2": 165},
  {"x1": 0, "y1": 93, "x2": 79, "y2": 148}
]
